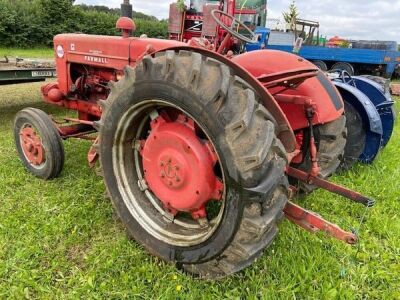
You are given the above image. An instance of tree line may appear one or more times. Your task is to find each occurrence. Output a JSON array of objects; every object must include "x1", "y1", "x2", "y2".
[{"x1": 0, "y1": 0, "x2": 168, "y2": 48}]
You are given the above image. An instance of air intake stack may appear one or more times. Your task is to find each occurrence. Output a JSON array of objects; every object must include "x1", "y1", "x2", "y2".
[{"x1": 121, "y1": 0, "x2": 132, "y2": 18}]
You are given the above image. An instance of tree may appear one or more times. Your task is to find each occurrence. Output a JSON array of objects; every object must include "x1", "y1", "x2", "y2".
[
  {"x1": 176, "y1": 0, "x2": 186, "y2": 12},
  {"x1": 282, "y1": 1, "x2": 299, "y2": 30},
  {"x1": 0, "y1": 0, "x2": 168, "y2": 48}
]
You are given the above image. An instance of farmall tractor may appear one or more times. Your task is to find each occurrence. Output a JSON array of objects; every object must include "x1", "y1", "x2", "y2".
[{"x1": 14, "y1": 0, "x2": 375, "y2": 278}]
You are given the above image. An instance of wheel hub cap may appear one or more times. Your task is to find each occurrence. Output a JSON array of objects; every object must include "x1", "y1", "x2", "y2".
[
  {"x1": 20, "y1": 127, "x2": 45, "y2": 166},
  {"x1": 141, "y1": 112, "x2": 223, "y2": 219}
]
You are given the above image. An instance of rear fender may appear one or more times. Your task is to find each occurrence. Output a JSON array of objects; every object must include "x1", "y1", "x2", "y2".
[
  {"x1": 352, "y1": 77, "x2": 395, "y2": 147},
  {"x1": 232, "y1": 50, "x2": 344, "y2": 131},
  {"x1": 333, "y1": 81, "x2": 383, "y2": 163}
]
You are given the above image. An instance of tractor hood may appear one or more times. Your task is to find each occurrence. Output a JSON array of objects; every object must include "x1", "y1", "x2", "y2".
[{"x1": 53, "y1": 34, "x2": 185, "y2": 93}]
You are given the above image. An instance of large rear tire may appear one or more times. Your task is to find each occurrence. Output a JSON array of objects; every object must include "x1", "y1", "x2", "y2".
[
  {"x1": 341, "y1": 101, "x2": 366, "y2": 170},
  {"x1": 98, "y1": 50, "x2": 289, "y2": 278}
]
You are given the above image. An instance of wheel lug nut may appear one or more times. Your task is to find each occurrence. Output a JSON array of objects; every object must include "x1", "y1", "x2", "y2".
[
  {"x1": 169, "y1": 181, "x2": 173, "y2": 186},
  {"x1": 160, "y1": 162, "x2": 164, "y2": 166},
  {"x1": 175, "y1": 166, "x2": 179, "y2": 171},
  {"x1": 160, "y1": 172, "x2": 165, "y2": 178},
  {"x1": 176, "y1": 177, "x2": 180, "y2": 182}
]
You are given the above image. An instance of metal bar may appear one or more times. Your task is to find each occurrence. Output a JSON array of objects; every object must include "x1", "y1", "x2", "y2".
[
  {"x1": 0, "y1": 68, "x2": 56, "y2": 85},
  {"x1": 273, "y1": 94, "x2": 313, "y2": 105},
  {"x1": 217, "y1": 33, "x2": 233, "y2": 54},
  {"x1": 57, "y1": 123, "x2": 95, "y2": 139},
  {"x1": 284, "y1": 201, "x2": 358, "y2": 244},
  {"x1": 257, "y1": 67, "x2": 318, "y2": 82},
  {"x1": 63, "y1": 117, "x2": 94, "y2": 126},
  {"x1": 257, "y1": 68, "x2": 319, "y2": 89},
  {"x1": 62, "y1": 131, "x2": 97, "y2": 139},
  {"x1": 287, "y1": 167, "x2": 375, "y2": 207}
]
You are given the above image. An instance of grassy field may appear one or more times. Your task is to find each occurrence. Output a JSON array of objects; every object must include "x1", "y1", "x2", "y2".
[
  {"x1": 0, "y1": 48, "x2": 54, "y2": 59},
  {"x1": 0, "y1": 82, "x2": 399, "y2": 299}
]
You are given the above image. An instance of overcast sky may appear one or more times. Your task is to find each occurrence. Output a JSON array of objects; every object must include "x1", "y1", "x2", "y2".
[{"x1": 75, "y1": 0, "x2": 400, "y2": 41}]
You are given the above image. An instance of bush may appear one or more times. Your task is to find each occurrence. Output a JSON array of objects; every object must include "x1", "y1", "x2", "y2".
[{"x1": 0, "y1": 0, "x2": 168, "y2": 48}]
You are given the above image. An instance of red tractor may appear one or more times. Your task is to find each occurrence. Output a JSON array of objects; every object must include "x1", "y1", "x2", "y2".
[{"x1": 14, "y1": 0, "x2": 373, "y2": 278}]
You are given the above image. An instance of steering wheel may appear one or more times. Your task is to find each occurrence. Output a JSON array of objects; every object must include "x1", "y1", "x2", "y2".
[
  {"x1": 329, "y1": 69, "x2": 356, "y2": 87},
  {"x1": 211, "y1": 10, "x2": 258, "y2": 44}
]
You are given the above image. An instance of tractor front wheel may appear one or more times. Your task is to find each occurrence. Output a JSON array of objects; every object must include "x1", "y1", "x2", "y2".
[
  {"x1": 98, "y1": 50, "x2": 289, "y2": 278},
  {"x1": 14, "y1": 108, "x2": 65, "y2": 179}
]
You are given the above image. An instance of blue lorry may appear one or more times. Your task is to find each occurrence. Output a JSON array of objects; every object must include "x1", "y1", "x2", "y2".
[{"x1": 246, "y1": 27, "x2": 400, "y2": 78}]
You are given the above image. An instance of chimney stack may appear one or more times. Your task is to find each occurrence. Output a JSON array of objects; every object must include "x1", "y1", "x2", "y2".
[{"x1": 121, "y1": 0, "x2": 133, "y2": 19}]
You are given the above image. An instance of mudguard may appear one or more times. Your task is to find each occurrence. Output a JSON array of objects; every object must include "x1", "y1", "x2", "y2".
[
  {"x1": 232, "y1": 50, "x2": 344, "y2": 131},
  {"x1": 352, "y1": 76, "x2": 395, "y2": 147},
  {"x1": 333, "y1": 81, "x2": 383, "y2": 163}
]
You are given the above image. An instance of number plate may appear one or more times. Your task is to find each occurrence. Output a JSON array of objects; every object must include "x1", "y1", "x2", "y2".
[{"x1": 31, "y1": 71, "x2": 56, "y2": 77}]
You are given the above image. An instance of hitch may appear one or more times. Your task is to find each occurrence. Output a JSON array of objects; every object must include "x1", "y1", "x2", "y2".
[
  {"x1": 284, "y1": 201, "x2": 358, "y2": 244},
  {"x1": 284, "y1": 166, "x2": 374, "y2": 245},
  {"x1": 287, "y1": 167, "x2": 375, "y2": 207}
]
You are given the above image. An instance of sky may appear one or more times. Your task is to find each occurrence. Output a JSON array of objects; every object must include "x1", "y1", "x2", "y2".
[{"x1": 74, "y1": 0, "x2": 400, "y2": 42}]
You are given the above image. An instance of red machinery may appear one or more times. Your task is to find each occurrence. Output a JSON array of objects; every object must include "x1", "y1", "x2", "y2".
[
  {"x1": 169, "y1": 0, "x2": 265, "y2": 53},
  {"x1": 14, "y1": 0, "x2": 374, "y2": 279}
]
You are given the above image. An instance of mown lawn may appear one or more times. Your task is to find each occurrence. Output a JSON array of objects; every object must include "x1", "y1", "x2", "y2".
[
  {"x1": 0, "y1": 48, "x2": 54, "y2": 59},
  {"x1": 0, "y1": 82, "x2": 399, "y2": 299}
]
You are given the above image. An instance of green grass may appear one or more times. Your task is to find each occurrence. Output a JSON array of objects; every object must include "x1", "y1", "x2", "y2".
[
  {"x1": 0, "y1": 82, "x2": 399, "y2": 299},
  {"x1": 0, "y1": 48, "x2": 54, "y2": 59}
]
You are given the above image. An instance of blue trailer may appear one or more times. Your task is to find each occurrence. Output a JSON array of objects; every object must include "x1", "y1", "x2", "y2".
[{"x1": 247, "y1": 27, "x2": 400, "y2": 78}]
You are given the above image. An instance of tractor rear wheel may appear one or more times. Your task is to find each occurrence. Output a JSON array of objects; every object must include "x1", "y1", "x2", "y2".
[
  {"x1": 14, "y1": 108, "x2": 64, "y2": 179},
  {"x1": 98, "y1": 50, "x2": 289, "y2": 278},
  {"x1": 341, "y1": 101, "x2": 366, "y2": 170},
  {"x1": 293, "y1": 116, "x2": 347, "y2": 193}
]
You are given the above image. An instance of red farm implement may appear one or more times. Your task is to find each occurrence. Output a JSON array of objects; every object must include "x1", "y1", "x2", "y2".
[{"x1": 14, "y1": 0, "x2": 375, "y2": 278}]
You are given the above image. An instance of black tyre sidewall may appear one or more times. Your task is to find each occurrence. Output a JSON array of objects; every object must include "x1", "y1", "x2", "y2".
[
  {"x1": 100, "y1": 80, "x2": 245, "y2": 264},
  {"x1": 313, "y1": 60, "x2": 328, "y2": 71},
  {"x1": 342, "y1": 101, "x2": 366, "y2": 169}
]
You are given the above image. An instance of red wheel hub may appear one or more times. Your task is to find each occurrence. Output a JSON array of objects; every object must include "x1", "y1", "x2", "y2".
[
  {"x1": 20, "y1": 127, "x2": 45, "y2": 166},
  {"x1": 141, "y1": 112, "x2": 223, "y2": 219}
]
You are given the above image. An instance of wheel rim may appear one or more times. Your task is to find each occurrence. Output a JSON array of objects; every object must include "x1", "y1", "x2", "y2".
[
  {"x1": 112, "y1": 100, "x2": 226, "y2": 247},
  {"x1": 19, "y1": 124, "x2": 46, "y2": 168}
]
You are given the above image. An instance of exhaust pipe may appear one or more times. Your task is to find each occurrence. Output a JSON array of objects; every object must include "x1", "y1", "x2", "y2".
[{"x1": 121, "y1": 0, "x2": 132, "y2": 18}]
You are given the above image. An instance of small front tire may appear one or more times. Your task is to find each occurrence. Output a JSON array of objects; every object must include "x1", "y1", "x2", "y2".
[{"x1": 14, "y1": 108, "x2": 65, "y2": 180}]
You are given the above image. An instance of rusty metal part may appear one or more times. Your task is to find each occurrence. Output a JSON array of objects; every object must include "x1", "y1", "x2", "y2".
[
  {"x1": 284, "y1": 201, "x2": 358, "y2": 244},
  {"x1": 287, "y1": 167, "x2": 375, "y2": 207},
  {"x1": 62, "y1": 117, "x2": 94, "y2": 126},
  {"x1": 88, "y1": 137, "x2": 99, "y2": 168}
]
